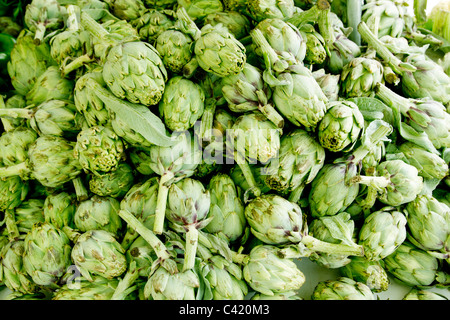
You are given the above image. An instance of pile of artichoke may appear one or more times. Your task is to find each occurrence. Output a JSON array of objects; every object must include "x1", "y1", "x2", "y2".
[{"x1": 0, "y1": 0, "x2": 449, "y2": 300}]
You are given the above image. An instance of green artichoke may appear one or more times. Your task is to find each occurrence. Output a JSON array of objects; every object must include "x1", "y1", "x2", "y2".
[
  {"x1": 24, "y1": 0, "x2": 67, "y2": 45},
  {"x1": 89, "y1": 162, "x2": 135, "y2": 199},
  {"x1": 143, "y1": 262, "x2": 202, "y2": 300},
  {"x1": 405, "y1": 195, "x2": 450, "y2": 259},
  {"x1": 25, "y1": 66, "x2": 75, "y2": 106},
  {"x1": 361, "y1": 0, "x2": 410, "y2": 38},
  {"x1": 74, "y1": 125, "x2": 127, "y2": 176},
  {"x1": 312, "y1": 69, "x2": 341, "y2": 101},
  {"x1": 0, "y1": 176, "x2": 29, "y2": 211},
  {"x1": 159, "y1": 76, "x2": 205, "y2": 132},
  {"x1": 23, "y1": 222, "x2": 72, "y2": 287},
  {"x1": 340, "y1": 55, "x2": 384, "y2": 98},
  {"x1": 242, "y1": 245, "x2": 305, "y2": 296},
  {"x1": 317, "y1": 100, "x2": 365, "y2": 152},
  {"x1": 311, "y1": 277, "x2": 375, "y2": 300},
  {"x1": 156, "y1": 29, "x2": 194, "y2": 74},
  {"x1": 107, "y1": 0, "x2": 147, "y2": 21},
  {"x1": 0, "y1": 127, "x2": 38, "y2": 167},
  {"x1": 220, "y1": 62, "x2": 284, "y2": 128},
  {"x1": 133, "y1": 9, "x2": 176, "y2": 43},
  {"x1": 383, "y1": 241, "x2": 450, "y2": 288},
  {"x1": 177, "y1": 0, "x2": 224, "y2": 22},
  {"x1": 205, "y1": 173, "x2": 246, "y2": 242},
  {"x1": 74, "y1": 69, "x2": 110, "y2": 128},
  {"x1": 102, "y1": 41, "x2": 168, "y2": 106},
  {"x1": 271, "y1": 64, "x2": 328, "y2": 131},
  {"x1": 74, "y1": 195, "x2": 122, "y2": 234},
  {"x1": 339, "y1": 256, "x2": 390, "y2": 292},
  {"x1": 71, "y1": 229, "x2": 128, "y2": 281},
  {"x1": 7, "y1": 31, "x2": 56, "y2": 96},
  {"x1": 247, "y1": 0, "x2": 295, "y2": 22},
  {"x1": 262, "y1": 129, "x2": 325, "y2": 201},
  {"x1": 166, "y1": 178, "x2": 211, "y2": 271},
  {"x1": 0, "y1": 240, "x2": 37, "y2": 294},
  {"x1": 403, "y1": 288, "x2": 449, "y2": 300},
  {"x1": 358, "y1": 207, "x2": 407, "y2": 261},
  {"x1": 43, "y1": 191, "x2": 77, "y2": 229},
  {"x1": 13, "y1": 199, "x2": 45, "y2": 234}
]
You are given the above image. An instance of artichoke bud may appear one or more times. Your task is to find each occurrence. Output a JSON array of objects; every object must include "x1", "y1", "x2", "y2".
[
  {"x1": 89, "y1": 162, "x2": 135, "y2": 199},
  {"x1": 205, "y1": 173, "x2": 246, "y2": 242},
  {"x1": 23, "y1": 222, "x2": 72, "y2": 287},
  {"x1": 156, "y1": 29, "x2": 194, "y2": 74},
  {"x1": 247, "y1": 0, "x2": 296, "y2": 22},
  {"x1": 245, "y1": 194, "x2": 303, "y2": 245},
  {"x1": 71, "y1": 229, "x2": 127, "y2": 281},
  {"x1": 339, "y1": 256, "x2": 390, "y2": 292},
  {"x1": 102, "y1": 41, "x2": 168, "y2": 106},
  {"x1": 159, "y1": 76, "x2": 206, "y2": 132},
  {"x1": 203, "y1": 11, "x2": 251, "y2": 40},
  {"x1": 24, "y1": 0, "x2": 67, "y2": 45},
  {"x1": 0, "y1": 176, "x2": 29, "y2": 211},
  {"x1": 318, "y1": 100, "x2": 365, "y2": 152},
  {"x1": 242, "y1": 245, "x2": 306, "y2": 296},
  {"x1": 74, "y1": 125, "x2": 127, "y2": 176},
  {"x1": 194, "y1": 23, "x2": 247, "y2": 77},
  {"x1": 0, "y1": 127, "x2": 38, "y2": 167},
  {"x1": 133, "y1": 9, "x2": 176, "y2": 43},
  {"x1": 311, "y1": 277, "x2": 375, "y2": 300},
  {"x1": 43, "y1": 191, "x2": 77, "y2": 229},
  {"x1": 405, "y1": 195, "x2": 450, "y2": 255},
  {"x1": 74, "y1": 195, "x2": 122, "y2": 234},
  {"x1": 358, "y1": 207, "x2": 407, "y2": 261}
]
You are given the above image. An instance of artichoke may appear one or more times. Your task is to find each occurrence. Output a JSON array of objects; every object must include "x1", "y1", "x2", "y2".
[
  {"x1": 43, "y1": 191, "x2": 77, "y2": 230},
  {"x1": 74, "y1": 195, "x2": 122, "y2": 234},
  {"x1": 143, "y1": 262, "x2": 202, "y2": 300},
  {"x1": 242, "y1": 245, "x2": 305, "y2": 296},
  {"x1": 0, "y1": 240, "x2": 37, "y2": 294},
  {"x1": 405, "y1": 195, "x2": 450, "y2": 260},
  {"x1": 0, "y1": 127, "x2": 38, "y2": 167},
  {"x1": 311, "y1": 277, "x2": 375, "y2": 300},
  {"x1": 220, "y1": 62, "x2": 284, "y2": 128},
  {"x1": 361, "y1": 0, "x2": 410, "y2": 38},
  {"x1": 133, "y1": 9, "x2": 176, "y2": 43},
  {"x1": 25, "y1": 66, "x2": 75, "y2": 106},
  {"x1": 89, "y1": 162, "x2": 135, "y2": 199},
  {"x1": 0, "y1": 176, "x2": 29, "y2": 212},
  {"x1": 13, "y1": 199, "x2": 45, "y2": 234},
  {"x1": 205, "y1": 173, "x2": 246, "y2": 242},
  {"x1": 358, "y1": 207, "x2": 407, "y2": 261},
  {"x1": 74, "y1": 125, "x2": 127, "y2": 176},
  {"x1": 7, "y1": 31, "x2": 56, "y2": 96},
  {"x1": 340, "y1": 54, "x2": 384, "y2": 98},
  {"x1": 247, "y1": 0, "x2": 295, "y2": 22},
  {"x1": 155, "y1": 29, "x2": 194, "y2": 74},
  {"x1": 24, "y1": 0, "x2": 67, "y2": 45},
  {"x1": 71, "y1": 229, "x2": 128, "y2": 281},
  {"x1": 126, "y1": 236, "x2": 158, "y2": 278},
  {"x1": 165, "y1": 178, "x2": 211, "y2": 271},
  {"x1": 262, "y1": 128, "x2": 325, "y2": 201},
  {"x1": 23, "y1": 222, "x2": 72, "y2": 287},
  {"x1": 317, "y1": 100, "x2": 365, "y2": 152},
  {"x1": 228, "y1": 111, "x2": 282, "y2": 197},
  {"x1": 159, "y1": 76, "x2": 205, "y2": 132},
  {"x1": 403, "y1": 288, "x2": 449, "y2": 300},
  {"x1": 177, "y1": 0, "x2": 224, "y2": 22},
  {"x1": 312, "y1": 69, "x2": 341, "y2": 101},
  {"x1": 203, "y1": 11, "x2": 251, "y2": 40},
  {"x1": 339, "y1": 256, "x2": 390, "y2": 292},
  {"x1": 271, "y1": 64, "x2": 328, "y2": 131},
  {"x1": 102, "y1": 41, "x2": 168, "y2": 107},
  {"x1": 383, "y1": 241, "x2": 450, "y2": 288}
]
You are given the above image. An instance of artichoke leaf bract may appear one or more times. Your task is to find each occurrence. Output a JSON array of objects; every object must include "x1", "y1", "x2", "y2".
[{"x1": 85, "y1": 78, "x2": 174, "y2": 147}]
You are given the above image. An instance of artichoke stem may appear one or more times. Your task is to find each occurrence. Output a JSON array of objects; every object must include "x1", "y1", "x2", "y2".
[
  {"x1": 80, "y1": 12, "x2": 110, "y2": 40},
  {"x1": 72, "y1": 176, "x2": 89, "y2": 202},
  {"x1": 234, "y1": 156, "x2": 261, "y2": 197},
  {"x1": 197, "y1": 98, "x2": 217, "y2": 143},
  {"x1": 118, "y1": 209, "x2": 178, "y2": 274},
  {"x1": 33, "y1": 23, "x2": 46, "y2": 45},
  {"x1": 111, "y1": 261, "x2": 140, "y2": 300},
  {"x1": 375, "y1": 83, "x2": 410, "y2": 115},
  {"x1": 183, "y1": 225, "x2": 199, "y2": 271},
  {"x1": 250, "y1": 29, "x2": 279, "y2": 71},
  {"x1": 287, "y1": 4, "x2": 321, "y2": 28},
  {"x1": 301, "y1": 235, "x2": 365, "y2": 256},
  {"x1": 358, "y1": 22, "x2": 414, "y2": 75},
  {"x1": 182, "y1": 57, "x2": 199, "y2": 79},
  {"x1": 4, "y1": 209, "x2": 20, "y2": 241},
  {"x1": 350, "y1": 175, "x2": 390, "y2": 190},
  {"x1": 346, "y1": 0, "x2": 361, "y2": 45},
  {"x1": 153, "y1": 172, "x2": 174, "y2": 235},
  {"x1": 258, "y1": 103, "x2": 284, "y2": 128},
  {"x1": 0, "y1": 108, "x2": 34, "y2": 119},
  {"x1": 120, "y1": 228, "x2": 138, "y2": 250},
  {"x1": 231, "y1": 250, "x2": 250, "y2": 265},
  {"x1": 288, "y1": 184, "x2": 305, "y2": 203},
  {"x1": 0, "y1": 162, "x2": 32, "y2": 180},
  {"x1": 61, "y1": 54, "x2": 94, "y2": 77}
]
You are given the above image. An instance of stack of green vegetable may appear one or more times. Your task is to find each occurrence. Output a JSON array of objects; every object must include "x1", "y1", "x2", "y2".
[{"x1": 0, "y1": 0, "x2": 449, "y2": 300}]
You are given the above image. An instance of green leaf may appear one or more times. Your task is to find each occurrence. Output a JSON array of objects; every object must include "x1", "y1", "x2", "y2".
[
  {"x1": 348, "y1": 97, "x2": 395, "y2": 124},
  {"x1": 86, "y1": 78, "x2": 174, "y2": 147}
]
